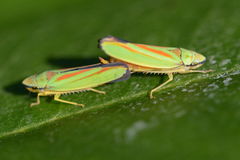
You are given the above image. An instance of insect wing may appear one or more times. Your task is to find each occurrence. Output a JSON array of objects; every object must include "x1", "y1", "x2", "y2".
[
  {"x1": 46, "y1": 63, "x2": 130, "y2": 92},
  {"x1": 99, "y1": 36, "x2": 183, "y2": 69}
]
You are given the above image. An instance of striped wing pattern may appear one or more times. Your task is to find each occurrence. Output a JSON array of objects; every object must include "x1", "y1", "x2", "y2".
[
  {"x1": 99, "y1": 36, "x2": 183, "y2": 69},
  {"x1": 45, "y1": 63, "x2": 130, "y2": 91}
]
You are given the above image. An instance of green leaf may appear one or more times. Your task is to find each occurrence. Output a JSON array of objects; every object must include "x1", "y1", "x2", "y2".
[{"x1": 0, "y1": 0, "x2": 240, "y2": 159}]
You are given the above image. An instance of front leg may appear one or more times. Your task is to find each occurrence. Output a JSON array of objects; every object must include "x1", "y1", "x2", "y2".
[
  {"x1": 180, "y1": 69, "x2": 213, "y2": 74},
  {"x1": 99, "y1": 57, "x2": 110, "y2": 64},
  {"x1": 30, "y1": 93, "x2": 43, "y2": 107}
]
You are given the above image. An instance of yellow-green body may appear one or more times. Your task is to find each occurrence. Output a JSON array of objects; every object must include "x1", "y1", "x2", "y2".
[
  {"x1": 99, "y1": 36, "x2": 212, "y2": 98},
  {"x1": 23, "y1": 63, "x2": 130, "y2": 106}
]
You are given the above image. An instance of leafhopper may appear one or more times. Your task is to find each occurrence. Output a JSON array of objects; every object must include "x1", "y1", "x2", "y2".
[
  {"x1": 22, "y1": 63, "x2": 130, "y2": 107},
  {"x1": 99, "y1": 36, "x2": 212, "y2": 98}
]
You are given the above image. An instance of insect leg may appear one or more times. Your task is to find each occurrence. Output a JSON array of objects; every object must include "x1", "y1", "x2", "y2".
[
  {"x1": 30, "y1": 93, "x2": 43, "y2": 107},
  {"x1": 54, "y1": 94, "x2": 84, "y2": 107},
  {"x1": 99, "y1": 57, "x2": 110, "y2": 64},
  {"x1": 186, "y1": 69, "x2": 213, "y2": 73},
  {"x1": 150, "y1": 73, "x2": 174, "y2": 99},
  {"x1": 88, "y1": 88, "x2": 106, "y2": 94}
]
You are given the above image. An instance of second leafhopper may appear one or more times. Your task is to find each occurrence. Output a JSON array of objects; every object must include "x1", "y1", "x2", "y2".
[{"x1": 99, "y1": 36, "x2": 212, "y2": 98}]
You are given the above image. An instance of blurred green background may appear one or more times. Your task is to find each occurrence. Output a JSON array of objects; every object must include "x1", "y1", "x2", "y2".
[{"x1": 0, "y1": 0, "x2": 240, "y2": 159}]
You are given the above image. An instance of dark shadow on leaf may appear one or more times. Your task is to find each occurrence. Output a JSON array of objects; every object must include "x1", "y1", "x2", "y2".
[
  {"x1": 4, "y1": 80, "x2": 28, "y2": 95},
  {"x1": 47, "y1": 57, "x2": 101, "y2": 68}
]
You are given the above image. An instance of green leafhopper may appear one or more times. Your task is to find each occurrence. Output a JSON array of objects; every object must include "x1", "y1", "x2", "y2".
[
  {"x1": 22, "y1": 63, "x2": 130, "y2": 107},
  {"x1": 98, "y1": 36, "x2": 212, "y2": 98}
]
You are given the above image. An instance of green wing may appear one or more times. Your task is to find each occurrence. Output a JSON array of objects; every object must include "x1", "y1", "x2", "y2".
[
  {"x1": 44, "y1": 63, "x2": 130, "y2": 92},
  {"x1": 99, "y1": 36, "x2": 183, "y2": 69}
]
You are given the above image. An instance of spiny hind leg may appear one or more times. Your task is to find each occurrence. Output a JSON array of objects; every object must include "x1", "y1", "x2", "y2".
[
  {"x1": 54, "y1": 94, "x2": 84, "y2": 107},
  {"x1": 88, "y1": 88, "x2": 106, "y2": 94},
  {"x1": 30, "y1": 93, "x2": 44, "y2": 107},
  {"x1": 150, "y1": 73, "x2": 174, "y2": 99}
]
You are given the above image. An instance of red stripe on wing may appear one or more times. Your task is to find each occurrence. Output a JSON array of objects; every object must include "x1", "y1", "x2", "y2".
[
  {"x1": 57, "y1": 68, "x2": 91, "y2": 81},
  {"x1": 116, "y1": 43, "x2": 159, "y2": 59},
  {"x1": 76, "y1": 67, "x2": 111, "y2": 81},
  {"x1": 135, "y1": 44, "x2": 172, "y2": 58}
]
